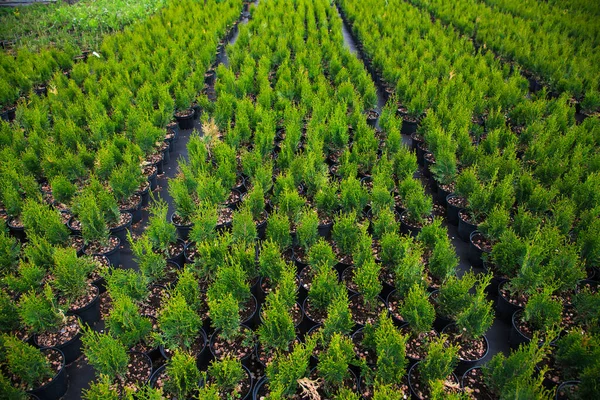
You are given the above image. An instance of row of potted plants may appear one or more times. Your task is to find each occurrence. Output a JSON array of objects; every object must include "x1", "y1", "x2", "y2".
[
  {"x1": 408, "y1": 0, "x2": 600, "y2": 112},
  {"x1": 108, "y1": 0, "x2": 498, "y2": 397},
  {"x1": 0, "y1": 0, "x2": 250, "y2": 398},
  {"x1": 335, "y1": 0, "x2": 599, "y2": 396},
  {"x1": 0, "y1": 0, "x2": 170, "y2": 118}
]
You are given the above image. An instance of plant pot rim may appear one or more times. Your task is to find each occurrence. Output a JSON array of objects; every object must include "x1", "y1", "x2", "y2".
[
  {"x1": 158, "y1": 327, "x2": 208, "y2": 361},
  {"x1": 208, "y1": 324, "x2": 255, "y2": 361},
  {"x1": 408, "y1": 361, "x2": 460, "y2": 400},
  {"x1": 33, "y1": 316, "x2": 82, "y2": 349},
  {"x1": 27, "y1": 347, "x2": 65, "y2": 393},
  {"x1": 200, "y1": 364, "x2": 254, "y2": 399},
  {"x1": 67, "y1": 284, "x2": 100, "y2": 314},
  {"x1": 88, "y1": 235, "x2": 121, "y2": 256},
  {"x1": 170, "y1": 211, "x2": 193, "y2": 228},
  {"x1": 442, "y1": 323, "x2": 489, "y2": 363}
]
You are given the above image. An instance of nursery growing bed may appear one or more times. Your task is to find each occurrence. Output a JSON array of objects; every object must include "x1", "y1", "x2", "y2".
[
  {"x1": 2, "y1": 0, "x2": 598, "y2": 397},
  {"x1": 334, "y1": 2, "x2": 511, "y2": 365},
  {"x1": 61, "y1": 6, "x2": 253, "y2": 399}
]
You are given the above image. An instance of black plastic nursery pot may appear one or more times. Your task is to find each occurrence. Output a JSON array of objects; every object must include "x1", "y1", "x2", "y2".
[
  {"x1": 408, "y1": 362, "x2": 461, "y2": 400},
  {"x1": 301, "y1": 297, "x2": 325, "y2": 333},
  {"x1": 27, "y1": 348, "x2": 68, "y2": 400},
  {"x1": 468, "y1": 230, "x2": 490, "y2": 268},
  {"x1": 208, "y1": 325, "x2": 255, "y2": 368},
  {"x1": 416, "y1": 141, "x2": 428, "y2": 167},
  {"x1": 442, "y1": 324, "x2": 489, "y2": 375},
  {"x1": 509, "y1": 310, "x2": 531, "y2": 349},
  {"x1": 7, "y1": 217, "x2": 26, "y2": 242},
  {"x1": 175, "y1": 108, "x2": 195, "y2": 130},
  {"x1": 149, "y1": 364, "x2": 202, "y2": 400},
  {"x1": 495, "y1": 280, "x2": 522, "y2": 323},
  {"x1": 128, "y1": 351, "x2": 154, "y2": 384},
  {"x1": 166, "y1": 238, "x2": 187, "y2": 267},
  {"x1": 159, "y1": 328, "x2": 209, "y2": 370},
  {"x1": 432, "y1": 181, "x2": 451, "y2": 206},
  {"x1": 91, "y1": 255, "x2": 109, "y2": 293},
  {"x1": 385, "y1": 289, "x2": 408, "y2": 328},
  {"x1": 0, "y1": 106, "x2": 16, "y2": 122},
  {"x1": 205, "y1": 69, "x2": 216, "y2": 85},
  {"x1": 429, "y1": 291, "x2": 453, "y2": 332},
  {"x1": 366, "y1": 110, "x2": 379, "y2": 127},
  {"x1": 171, "y1": 212, "x2": 193, "y2": 241},
  {"x1": 147, "y1": 166, "x2": 158, "y2": 191},
  {"x1": 109, "y1": 212, "x2": 132, "y2": 243},
  {"x1": 242, "y1": 293, "x2": 260, "y2": 330},
  {"x1": 317, "y1": 220, "x2": 333, "y2": 239},
  {"x1": 34, "y1": 323, "x2": 82, "y2": 365},
  {"x1": 445, "y1": 194, "x2": 461, "y2": 226},
  {"x1": 555, "y1": 381, "x2": 580, "y2": 400},
  {"x1": 192, "y1": 103, "x2": 201, "y2": 120},
  {"x1": 121, "y1": 194, "x2": 143, "y2": 224},
  {"x1": 457, "y1": 209, "x2": 478, "y2": 242},
  {"x1": 252, "y1": 376, "x2": 267, "y2": 400},
  {"x1": 461, "y1": 367, "x2": 494, "y2": 400},
  {"x1": 89, "y1": 236, "x2": 122, "y2": 268},
  {"x1": 67, "y1": 284, "x2": 101, "y2": 325},
  {"x1": 423, "y1": 152, "x2": 435, "y2": 179},
  {"x1": 401, "y1": 118, "x2": 418, "y2": 136},
  {"x1": 136, "y1": 182, "x2": 151, "y2": 208},
  {"x1": 256, "y1": 217, "x2": 268, "y2": 240},
  {"x1": 400, "y1": 210, "x2": 432, "y2": 237}
]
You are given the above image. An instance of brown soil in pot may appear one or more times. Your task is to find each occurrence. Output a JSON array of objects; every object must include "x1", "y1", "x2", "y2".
[
  {"x1": 349, "y1": 294, "x2": 386, "y2": 326},
  {"x1": 171, "y1": 212, "x2": 191, "y2": 226},
  {"x1": 119, "y1": 194, "x2": 142, "y2": 210},
  {"x1": 409, "y1": 367, "x2": 461, "y2": 399},
  {"x1": 142, "y1": 165, "x2": 157, "y2": 177},
  {"x1": 107, "y1": 212, "x2": 132, "y2": 229},
  {"x1": 303, "y1": 298, "x2": 327, "y2": 324},
  {"x1": 341, "y1": 268, "x2": 359, "y2": 293},
  {"x1": 115, "y1": 352, "x2": 153, "y2": 393},
  {"x1": 447, "y1": 196, "x2": 467, "y2": 208},
  {"x1": 146, "y1": 152, "x2": 163, "y2": 166},
  {"x1": 331, "y1": 241, "x2": 353, "y2": 265},
  {"x1": 62, "y1": 284, "x2": 98, "y2": 311},
  {"x1": 205, "y1": 372, "x2": 252, "y2": 399},
  {"x1": 161, "y1": 334, "x2": 205, "y2": 360},
  {"x1": 471, "y1": 232, "x2": 492, "y2": 253},
  {"x1": 36, "y1": 315, "x2": 80, "y2": 348},
  {"x1": 12, "y1": 348, "x2": 63, "y2": 391},
  {"x1": 401, "y1": 327, "x2": 437, "y2": 360},
  {"x1": 9, "y1": 216, "x2": 24, "y2": 228},
  {"x1": 84, "y1": 236, "x2": 120, "y2": 255},
  {"x1": 211, "y1": 325, "x2": 255, "y2": 360},
  {"x1": 463, "y1": 367, "x2": 494, "y2": 400},
  {"x1": 352, "y1": 330, "x2": 377, "y2": 366},
  {"x1": 499, "y1": 285, "x2": 528, "y2": 308},
  {"x1": 175, "y1": 109, "x2": 194, "y2": 118},
  {"x1": 68, "y1": 235, "x2": 85, "y2": 252},
  {"x1": 257, "y1": 337, "x2": 300, "y2": 366},
  {"x1": 218, "y1": 207, "x2": 234, "y2": 225},
  {"x1": 444, "y1": 325, "x2": 487, "y2": 361},
  {"x1": 400, "y1": 212, "x2": 433, "y2": 229},
  {"x1": 140, "y1": 285, "x2": 169, "y2": 318},
  {"x1": 298, "y1": 265, "x2": 316, "y2": 291},
  {"x1": 162, "y1": 241, "x2": 184, "y2": 259},
  {"x1": 99, "y1": 292, "x2": 113, "y2": 320},
  {"x1": 227, "y1": 190, "x2": 241, "y2": 205}
]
